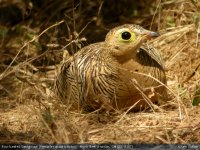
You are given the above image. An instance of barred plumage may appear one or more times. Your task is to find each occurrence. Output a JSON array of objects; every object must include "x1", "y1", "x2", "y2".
[{"x1": 55, "y1": 24, "x2": 167, "y2": 112}]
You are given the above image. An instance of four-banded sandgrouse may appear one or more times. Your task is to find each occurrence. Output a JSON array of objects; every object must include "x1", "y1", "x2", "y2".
[{"x1": 55, "y1": 24, "x2": 166, "y2": 112}]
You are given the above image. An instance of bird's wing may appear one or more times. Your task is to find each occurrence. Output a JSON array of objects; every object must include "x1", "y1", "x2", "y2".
[{"x1": 140, "y1": 43, "x2": 165, "y2": 70}]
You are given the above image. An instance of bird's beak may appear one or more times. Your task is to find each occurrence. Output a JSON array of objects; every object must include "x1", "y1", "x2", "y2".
[
  {"x1": 149, "y1": 31, "x2": 160, "y2": 37},
  {"x1": 144, "y1": 31, "x2": 160, "y2": 39}
]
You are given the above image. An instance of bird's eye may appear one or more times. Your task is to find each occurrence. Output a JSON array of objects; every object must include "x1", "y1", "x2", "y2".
[
  {"x1": 116, "y1": 29, "x2": 136, "y2": 42},
  {"x1": 121, "y1": 31, "x2": 132, "y2": 40}
]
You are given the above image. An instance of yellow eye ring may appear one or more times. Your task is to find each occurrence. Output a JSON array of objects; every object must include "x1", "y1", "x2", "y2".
[{"x1": 118, "y1": 30, "x2": 136, "y2": 42}]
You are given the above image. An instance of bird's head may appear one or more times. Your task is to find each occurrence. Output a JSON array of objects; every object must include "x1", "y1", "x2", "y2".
[{"x1": 105, "y1": 24, "x2": 159, "y2": 62}]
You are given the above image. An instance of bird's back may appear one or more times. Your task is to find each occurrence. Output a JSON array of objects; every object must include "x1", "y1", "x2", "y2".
[{"x1": 55, "y1": 42, "x2": 166, "y2": 111}]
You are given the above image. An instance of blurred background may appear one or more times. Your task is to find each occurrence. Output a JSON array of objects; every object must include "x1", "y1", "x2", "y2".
[{"x1": 1, "y1": 0, "x2": 194, "y2": 66}]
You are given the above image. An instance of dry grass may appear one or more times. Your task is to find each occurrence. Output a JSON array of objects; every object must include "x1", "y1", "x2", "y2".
[{"x1": 0, "y1": 0, "x2": 200, "y2": 144}]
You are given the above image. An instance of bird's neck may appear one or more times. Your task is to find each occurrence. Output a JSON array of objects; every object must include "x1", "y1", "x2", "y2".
[{"x1": 107, "y1": 37, "x2": 145, "y2": 64}]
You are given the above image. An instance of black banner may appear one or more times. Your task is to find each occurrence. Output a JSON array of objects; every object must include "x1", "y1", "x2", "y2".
[{"x1": 1, "y1": 144, "x2": 200, "y2": 150}]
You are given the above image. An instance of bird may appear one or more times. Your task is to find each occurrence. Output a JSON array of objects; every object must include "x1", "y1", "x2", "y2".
[{"x1": 55, "y1": 24, "x2": 167, "y2": 112}]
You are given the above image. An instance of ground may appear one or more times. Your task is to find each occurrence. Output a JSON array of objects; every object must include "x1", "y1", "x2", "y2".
[{"x1": 0, "y1": 0, "x2": 200, "y2": 144}]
